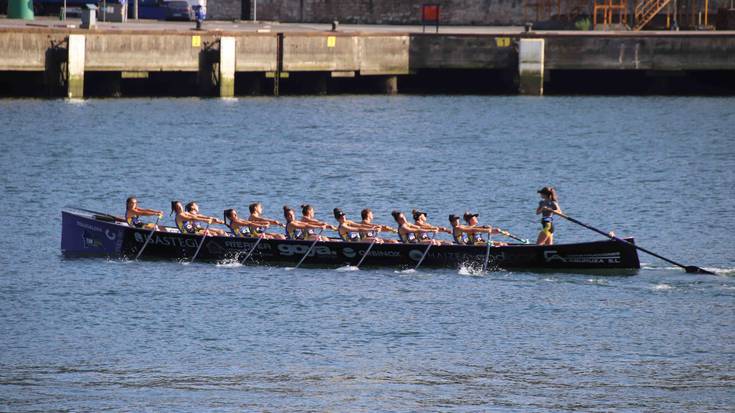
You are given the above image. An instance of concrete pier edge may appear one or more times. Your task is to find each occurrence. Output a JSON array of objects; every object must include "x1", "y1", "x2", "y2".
[
  {"x1": 519, "y1": 38, "x2": 545, "y2": 96},
  {"x1": 219, "y1": 36, "x2": 235, "y2": 97},
  {"x1": 1, "y1": 27, "x2": 734, "y2": 97},
  {"x1": 67, "y1": 34, "x2": 85, "y2": 98}
]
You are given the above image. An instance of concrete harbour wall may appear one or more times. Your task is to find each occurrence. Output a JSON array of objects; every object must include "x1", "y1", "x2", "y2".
[{"x1": 1, "y1": 28, "x2": 735, "y2": 97}]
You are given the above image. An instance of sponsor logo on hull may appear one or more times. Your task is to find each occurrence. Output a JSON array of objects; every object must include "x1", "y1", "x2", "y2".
[
  {"x1": 223, "y1": 240, "x2": 272, "y2": 252},
  {"x1": 343, "y1": 247, "x2": 401, "y2": 259},
  {"x1": 135, "y1": 234, "x2": 200, "y2": 248},
  {"x1": 544, "y1": 250, "x2": 621, "y2": 264},
  {"x1": 408, "y1": 249, "x2": 506, "y2": 263},
  {"x1": 278, "y1": 244, "x2": 335, "y2": 257},
  {"x1": 82, "y1": 230, "x2": 104, "y2": 248}
]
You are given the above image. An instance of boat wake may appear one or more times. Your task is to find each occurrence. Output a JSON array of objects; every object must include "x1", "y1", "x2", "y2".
[
  {"x1": 641, "y1": 264, "x2": 735, "y2": 276},
  {"x1": 335, "y1": 265, "x2": 359, "y2": 272},
  {"x1": 457, "y1": 264, "x2": 486, "y2": 277},
  {"x1": 215, "y1": 260, "x2": 243, "y2": 268}
]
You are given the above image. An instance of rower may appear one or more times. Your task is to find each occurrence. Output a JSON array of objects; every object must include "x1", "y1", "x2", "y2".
[
  {"x1": 448, "y1": 214, "x2": 497, "y2": 245},
  {"x1": 300, "y1": 204, "x2": 337, "y2": 241},
  {"x1": 412, "y1": 209, "x2": 452, "y2": 245},
  {"x1": 247, "y1": 202, "x2": 286, "y2": 240},
  {"x1": 359, "y1": 208, "x2": 399, "y2": 244},
  {"x1": 536, "y1": 186, "x2": 562, "y2": 245},
  {"x1": 185, "y1": 202, "x2": 227, "y2": 236},
  {"x1": 463, "y1": 211, "x2": 507, "y2": 246},
  {"x1": 333, "y1": 208, "x2": 382, "y2": 243},
  {"x1": 171, "y1": 201, "x2": 218, "y2": 236},
  {"x1": 125, "y1": 196, "x2": 163, "y2": 230},
  {"x1": 283, "y1": 206, "x2": 327, "y2": 240},
  {"x1": 223, "y1": 208, "x2": 260, "y2": 238},
  {"x1": 391, "y1": 210, "x2": 440, "y2": 245}
]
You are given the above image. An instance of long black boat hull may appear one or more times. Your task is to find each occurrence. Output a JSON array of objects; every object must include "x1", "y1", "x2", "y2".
[{"x1": 61, "y1": 209, "x2": 641, "y2": 272}]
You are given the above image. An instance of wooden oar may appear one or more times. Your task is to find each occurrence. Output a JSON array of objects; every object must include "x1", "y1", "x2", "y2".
[
  {"x1": 240, "y1": 235, "x2": 264, "y2": 264},
  {"x1": 355, "y1": 229, "x2": 380, "y2": 269},
  {"x1": 553, "y1": 211, "x2": 715, "y2": 275},
  {"x1": 134, "y1": 216, "x2": 160, "y2": 261},
  {"x1": 69, "y1": 207, "x2": 126, "y2": 223},
  {"x1": 482, "y1": 230, "x2": 493, "y2": 272},
  {"x1": 497, "y1": 229, "x2": 529, "y2": 244},
  {"x1": 190, "y1": 221, "x2": 211, "y2": 264},
  {"x1": 293, "y1": 228, "x2": 324, "y2": 269},
  {"x1": 414, "y1": 231, "x2": 436, "y2": 271}
]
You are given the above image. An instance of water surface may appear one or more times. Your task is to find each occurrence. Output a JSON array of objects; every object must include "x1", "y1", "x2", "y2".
[{"x1": 0, "y1": 96, "x2": 733, "y2": 411}]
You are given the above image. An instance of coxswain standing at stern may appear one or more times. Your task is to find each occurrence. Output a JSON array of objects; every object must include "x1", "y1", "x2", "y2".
[
  {"x1": 536, "y1": 186, "x2": 562, "y2": 245},
  {"x1": 463, "y1": 211, "x2": 508, "y2": 246},
  {"x1": 126, "y1": 196, "x2": 164, "y2": 230},
  {"x1": 359, "y1": 208, "x2": 399, "y2": 244},
  {"x1": 300, "y1": 204, "x2": 336, "y2": 241},
  {"x1": 247, "y1": 202, "x2": 286, "y2": 240}
]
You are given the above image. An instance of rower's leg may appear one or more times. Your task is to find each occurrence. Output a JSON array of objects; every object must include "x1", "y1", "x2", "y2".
[{"x1": 536, "y1": 230, "x2": 548, "y2": 245}]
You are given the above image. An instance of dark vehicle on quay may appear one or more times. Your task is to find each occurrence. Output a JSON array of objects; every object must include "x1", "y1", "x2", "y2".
[
  {"x1": 163, "y1": 0, "x2": 193, "y2": 20},
  {"x1": 31, "y1": 0, "x2": 170, "y2": 19}
]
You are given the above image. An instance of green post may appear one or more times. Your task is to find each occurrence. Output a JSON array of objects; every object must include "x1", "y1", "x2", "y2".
[{"x1": 7, "y1": 0, "x2": 35, "y2": 19}]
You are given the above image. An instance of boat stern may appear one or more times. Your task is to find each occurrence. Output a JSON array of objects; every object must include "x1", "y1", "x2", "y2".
[{"x1": 61, "y1": 210, "x2": 126, "y2": 257}]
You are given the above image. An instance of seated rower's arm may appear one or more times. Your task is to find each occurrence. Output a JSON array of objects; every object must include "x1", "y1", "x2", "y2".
[
  {"x1": 291, "y1": 220, "x2": 327, "y2": 230},
  {"x1": 234, "y1": 217, "x2": 263, "y2": 227},
  {"x1": 179, "y1": 211, "x2": 211, "y2": 223},
  {"x1": 307, "y1": 217, "x2": 337, "y2": 230},
  {"x1": 196, "y1": 213, "x2": 224, "y2": 224},
  {"x1": 251, "y1": 216, "x2": 284, "y2": 227},
  {"x1": 403, "y1": 222, "x2": 433, "y2": 232},
  {"x1": 131, "y1": 206, "x2": 163, "y2": 216},
  {"x1": 416, "y1": 222, "x2": 444, "y2": 232},
  {"x1": 342, "y1": 221, "x2": 378, "y2": 232}
]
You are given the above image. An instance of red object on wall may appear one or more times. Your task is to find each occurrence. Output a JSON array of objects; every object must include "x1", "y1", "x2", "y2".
[
  {"x1": 422, "y1": 4, "x2": 439, "y2": 22},
  {"x1": 422, "y1": 3, "x2": 440, "y2": 32}
]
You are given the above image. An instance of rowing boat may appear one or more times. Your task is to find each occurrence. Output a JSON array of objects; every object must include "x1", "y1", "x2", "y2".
[{"x1": 61, "y1": 208, "x2": 641, "y2": 272}]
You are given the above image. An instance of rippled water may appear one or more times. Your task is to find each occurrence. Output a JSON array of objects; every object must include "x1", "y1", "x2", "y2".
[{"x1": 1, "y1": 96, "x2": 734, "y2": 411}]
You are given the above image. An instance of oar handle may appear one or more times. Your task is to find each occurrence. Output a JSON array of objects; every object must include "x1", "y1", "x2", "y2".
[{"x1": 497, "y1": 228, "x2": 528, "y2": 244}]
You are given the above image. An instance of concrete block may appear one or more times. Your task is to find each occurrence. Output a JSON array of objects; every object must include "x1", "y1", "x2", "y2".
[
  {"x1": 519, "y1": 38, "x2": 544, "y2": 96},
  {"x1": 382, "y1": 75, "x2": 398, "y2": 94},
  {"x1": 219, "y1": 36, "x2": 235, "y2": 97},
  {"x1": 67, "y1": 34, "x2": 86, "y2": 98},
  {"x1": 85, "y1": 33, "x2": 202, "y2": 72},
  {"x1": 235, "y1": 34, "x2": 278, "y2": 72},
  {"x1": 409, "y1": 35, "x2": 516, "y2": 70},
  {"x1": 359, "y1": 36, "x2": 409, "y2": 75},
  {"x1": 283, "y1": 35, "x2": 359, "y2": 72}
]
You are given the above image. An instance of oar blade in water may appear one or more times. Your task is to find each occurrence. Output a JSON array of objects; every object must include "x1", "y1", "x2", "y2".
[{"x1": 685, "y1": 266, "x2": 716, "y2": 275}]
